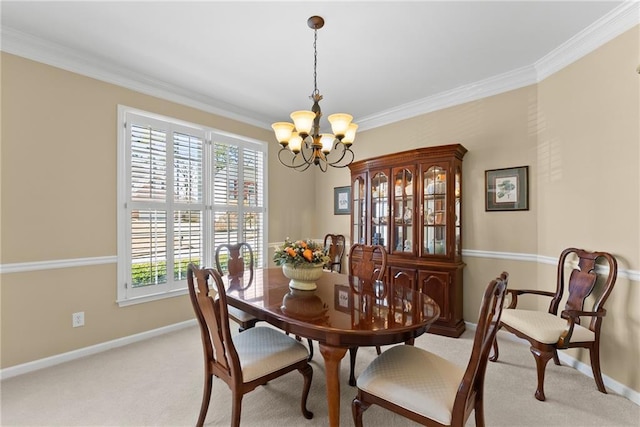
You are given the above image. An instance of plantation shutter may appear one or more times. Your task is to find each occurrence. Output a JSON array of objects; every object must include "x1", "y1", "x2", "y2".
[
  {"x1": 212, "y1": 139, "x2": 266, "y2": 268},
  {"x1": 124, "y1": 113, "x2": 204, "y2": 297},
  {"x1": 118, "y1": 107, "x2": 267, "y2": 305}
]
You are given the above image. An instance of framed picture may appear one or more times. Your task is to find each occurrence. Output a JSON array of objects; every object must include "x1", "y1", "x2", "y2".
[
  {"x1": 485, "y1": 166, "x2": 529, "y2": 211},
  {"x1": 334, "y1": 186, "x2": 351, "y2": 215},
  {"x1": 334, "y1": 285, "x2": 351, "y2": 312}
]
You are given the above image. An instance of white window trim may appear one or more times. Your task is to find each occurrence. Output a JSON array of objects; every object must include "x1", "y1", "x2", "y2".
[{"x1": 116, "y1": 105, "x2": 268, "y2": 307}]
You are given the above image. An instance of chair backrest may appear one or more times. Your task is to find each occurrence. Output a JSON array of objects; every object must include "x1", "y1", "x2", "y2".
[
  {"x1": 550, "y1": 248, "x2": 617, "y2": 331},
  {"x1": 348, "y1": 244, "x2": 387, "y2": 282},
  {"x1": 323, "y1": 234, "x2": 346, "y2": 273},
  {"x1": 187, "y1": 263, "x2": 242, "y2": 384},
  {"x1": 215, "y1": 242, "x2": 254, "y2": 289},
  {"x1": 451, "y1": 272, "x2": 508, "y2": 425}
]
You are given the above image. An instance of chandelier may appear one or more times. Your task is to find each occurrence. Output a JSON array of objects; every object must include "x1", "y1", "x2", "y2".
[{"x1": 271, "y1": 16, "x2": 357, "y2": 172}]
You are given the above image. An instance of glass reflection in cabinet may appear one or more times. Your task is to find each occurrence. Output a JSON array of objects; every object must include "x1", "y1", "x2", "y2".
[
  {"x1": 393, "y1": 168, "x2": 414, "y2": 253},
  {"x1": 353, "y1": 177, "x2": 366, "y2": 244},
  {"x1": 455, "y1": 167, "x2": 461, "y2": 255},
  {"x1": 423, "y1": 166, "x2": 447, "y2": 255},
  {"x1": 371, "y1": 172, "x2": 388, "y2": 247}
]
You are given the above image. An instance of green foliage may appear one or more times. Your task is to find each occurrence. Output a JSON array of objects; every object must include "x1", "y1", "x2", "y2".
[{"x1": 132, "y1": 258, "x2": 200, "y2": 287}]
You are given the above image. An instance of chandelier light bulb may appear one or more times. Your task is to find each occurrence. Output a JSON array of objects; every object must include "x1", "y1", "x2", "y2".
[
  {"x1": 271, "y1": 122, "x2": 295, "y2": 146},
  {"x1": 320, "y1": 134, "x2": 336, "y2": 153},
  {"x1": 290, "y1": 110, "x2": 315, "y2": 137},
  {"x1": 288, "y1": 132, "x2": 303, "y2": 154},
  {"x1": 328, "y1": 113, "x2": 353, "y2": 139},
  {"x1": 341, "y1": 123, "x2": 358, "y2": 146}
]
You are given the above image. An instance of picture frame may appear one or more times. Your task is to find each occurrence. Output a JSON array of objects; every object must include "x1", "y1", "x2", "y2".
[
  {"x1": 334, "y1": 186, "x2": 351, "y2": 215},
  {"x1": 334, "y1": 285, "x2": 351, "y2": 312},
  {"x1": 485, "y1": 166, "x2": 529, "y2": 211}
]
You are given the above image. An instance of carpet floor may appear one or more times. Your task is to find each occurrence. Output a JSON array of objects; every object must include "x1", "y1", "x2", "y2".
[{"x1": 1, "y1": 324, "x2": 638, "y2": 426}]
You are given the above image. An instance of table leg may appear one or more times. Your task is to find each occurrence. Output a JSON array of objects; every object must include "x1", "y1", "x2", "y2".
[{"x1": 319, "y1": 343, "x2": 348, "y2": 427}]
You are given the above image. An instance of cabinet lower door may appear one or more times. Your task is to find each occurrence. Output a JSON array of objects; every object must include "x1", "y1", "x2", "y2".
[
  {"x1": 390, "y1": 266, "x2": 417, "y2": 290},
  {"x1": 417, "y1": 270, "x2": 450, "y2": 322},
  {"x1": 417, "y1": 269, "x2": 465, "y2": 337}
]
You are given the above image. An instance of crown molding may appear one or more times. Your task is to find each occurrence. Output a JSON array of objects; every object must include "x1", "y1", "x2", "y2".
[
  {"x1": 1, "y1": 2, "x2": 637, "y2": 132},
  {"x1": 535, "y1": 1, "x2": 640, "y2": 80},
  {"x1": 356, "y1": 65, "x2": 537, "y2": 131},
  {"x1": 0, "y1": 27, "x2": 272, "y2": 130},
  {"x1": 359, "y1": 2, "x2": 639, "y2": 131}
]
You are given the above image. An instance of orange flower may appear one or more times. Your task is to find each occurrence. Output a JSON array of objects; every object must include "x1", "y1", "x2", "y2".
[
  {"x1": 302, "y1": 248, "x2": 313, "y2": 262},
  {"x1": 286, "y1": 247, "x2": 297, "y2": 257},
  {"x1": 297, "y1": 240, "x2": 308, "y2": 249}
]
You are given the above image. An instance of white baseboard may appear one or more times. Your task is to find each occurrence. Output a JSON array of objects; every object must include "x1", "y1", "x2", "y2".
[
  {"x1": 465, "y1": 322, "x2": 640, "y2": 406},
  {"x1": 0, "y1": 319, "x2": 196, "y2": 380}
]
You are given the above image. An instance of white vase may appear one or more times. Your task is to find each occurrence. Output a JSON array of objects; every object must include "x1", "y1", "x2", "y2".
[{"x1": 282, "y1": 263, "x2": 324, "y2": 291}]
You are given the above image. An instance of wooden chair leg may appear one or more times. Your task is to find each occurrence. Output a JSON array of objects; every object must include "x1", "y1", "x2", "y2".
[
  {"x1": 375, "y1": 345, "x2": 381, "y2": 355},
  {"x1": 530, "y1": 346, "x2": 554, "y2": 401},
  {"x1": 352, "y1": 396, "x2": 369, "y2": 427},
  {"x1": 348, "y1": 347, "x2": 358, "y2": 386},
  {"x1": 306, "y1": 338, "x2": 314, "y2": 361},
  {"x1": 231, "y1": 392, "x2": 243, "y2": 427},
  {"x1": 589, "y1": 344, "x2": 607, "y2": 393},
  {"x1": 474, "y1": 398, "x2": 486, "y2": 427},
  {"x1": 489, "y1": 326, "x2": 501, "y2": 362},
  {"x1": 196, "y1": 373, "x2": 213, "y2": 427},
  {"x1": 299, "y1": 364, "x2": 314, "y2": 419},
  {"x1": 552, "y1": 349, "x2": 561, "y2": 366}
]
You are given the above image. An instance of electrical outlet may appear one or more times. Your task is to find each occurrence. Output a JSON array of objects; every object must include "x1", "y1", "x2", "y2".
[{"x1": 72, "y1": 311, "x2": 85, "y2": 328}]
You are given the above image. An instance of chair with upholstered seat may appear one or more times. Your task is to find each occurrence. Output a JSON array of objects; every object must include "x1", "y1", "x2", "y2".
[
  {"x1": 490, "y1": 247, "x2": 617, "y2": 401},
  {"x1": 352, "y1": 272, "x2": 509, "y2": 427},
  {"x1": 324, "y1": 233, "x2": 346, "y2": 273},
  {"x1": 215, "y1": 242, "x2": 259, "y2": 332},
  {"x1": 347, "y1": 243, "x2": 387, "y2": 386},
  {"x1": 187, "y1": 263, "x2": 314, "y2": 427}
]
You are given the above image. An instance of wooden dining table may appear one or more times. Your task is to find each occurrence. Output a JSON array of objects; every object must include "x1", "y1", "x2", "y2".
[{"x1": 223, "y1": 267, "x2": 440, "y2": 427}]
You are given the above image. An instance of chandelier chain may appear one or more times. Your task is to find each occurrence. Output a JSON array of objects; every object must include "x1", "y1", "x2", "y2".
[{"x1": 312, "y1": 28, "x2": 319, "y2": 96}]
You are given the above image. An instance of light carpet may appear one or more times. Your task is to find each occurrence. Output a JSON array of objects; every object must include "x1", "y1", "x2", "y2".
[{"x1": 1, "y1": 324, "x2": 638, "y2": 426}]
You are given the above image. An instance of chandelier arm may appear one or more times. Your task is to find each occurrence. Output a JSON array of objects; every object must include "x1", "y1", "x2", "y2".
[
  {"x1": 278, "y1": 147, "x2": 314, "y2": 172},
  {"x1": 334, "y1": 148, "x2": 355, "y2": 168},
  {"x1": 324, "y1": 141, "x2": 347, "y2": 165},
  {"x1": 298, "y1": 138, "x2": 317, "y2": 164},
  {"x1": 317, "y1": 158, "x2": 328, "y2": 173},
  {"x1": 325, "y1": 145, "x2": 355, "y2": 168}
]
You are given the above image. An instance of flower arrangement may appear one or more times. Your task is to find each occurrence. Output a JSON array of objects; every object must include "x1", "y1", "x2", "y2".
[{"x1": 273, "y1": 238, "x2": 330, "y2": 268}]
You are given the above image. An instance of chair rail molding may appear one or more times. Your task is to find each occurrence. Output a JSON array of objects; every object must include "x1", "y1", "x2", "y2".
[
  {"x1": 0, "y1": 256, "x2": 117, "y2": 274},
  {"x1": 1, "y1": 251, "x2": 638, "y2": 282}
]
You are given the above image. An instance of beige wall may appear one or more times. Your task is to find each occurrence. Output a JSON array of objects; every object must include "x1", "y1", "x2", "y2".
[
  {"x1": 0, "y1": 53, "x2": 313, "y2": 367},
  {"x1": 535, "y1": 26, "x2": 640, "y2": 390},
  {"x1": 316, "y1": 26, "x2": 640, "y2": 391},
  {"x1": 1, "y1": 25, "x2": 639, "y2": 393}
]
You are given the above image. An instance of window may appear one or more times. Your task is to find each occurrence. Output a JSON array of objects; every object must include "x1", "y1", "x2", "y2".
[{"x1": 117, "y1": 106, "x2": 267, "y2": 306}]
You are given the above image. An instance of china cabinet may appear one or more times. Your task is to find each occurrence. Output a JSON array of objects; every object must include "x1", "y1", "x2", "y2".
[{"x1": 348, "y1": 144, "x2": 467, "y2": 337}]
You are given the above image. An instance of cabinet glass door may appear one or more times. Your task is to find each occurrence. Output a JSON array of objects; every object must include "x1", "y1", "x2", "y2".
[
  {"x1": 352, "y1": 176, "x2": 366, "y2": 245},
  {"x1": 392, "y1": 167, "x2": 414, "y2": 254},
  {"x1": 371, "y1": 172, "x2": 388, "y2": 248},
  {"x1": 455, "y1": 167, "x2": 462, "y2": 256},
  {"x1": 423, "y1": 165, "x2": 447, "y2": 256}
]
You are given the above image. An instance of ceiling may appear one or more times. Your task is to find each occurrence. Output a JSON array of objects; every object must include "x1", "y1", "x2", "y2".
[{"x1": 1, "y1": 1, "x2": 633, "y2": 132}]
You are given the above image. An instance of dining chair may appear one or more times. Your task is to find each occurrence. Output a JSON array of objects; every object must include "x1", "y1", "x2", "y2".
[
  {"x1": 490, "y1": 247, "x2": 617, "y2": 401},
  {"x1": 352, "y1": 272, "x2": 509, "y2": 427},
  {"x1": 187, "y1": 263, "x2": 314, "y2": 427},
  {"x1": 215, "y1": 242, "x2": 259, "y2": 332},
  {"x1": 347, "y1": 243, "x2": 388, "y2": 386},
  {"x1": 324, "y1": 233, "x2": 346, "y2": 273}
]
